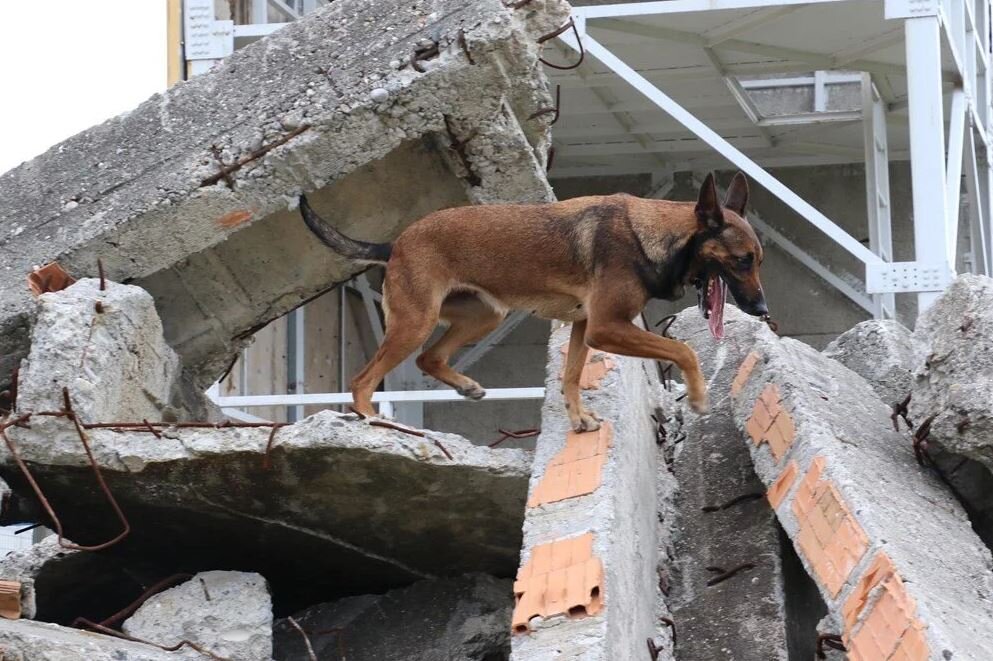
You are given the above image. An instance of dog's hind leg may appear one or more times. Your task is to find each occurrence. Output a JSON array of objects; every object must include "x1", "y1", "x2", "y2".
[
  {"x1": 416, "y1": 294, "x2": 504, "y2": 400},
  {"x1": 563, "y1": 319, "x2": 601, "y2": 432},
  {"x1": 350, "y1": 282, "x2": 442, "y2": 418}
]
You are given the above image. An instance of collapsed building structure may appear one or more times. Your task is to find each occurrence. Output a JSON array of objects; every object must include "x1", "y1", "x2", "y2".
[{"x1": 2, "y1": 0, "x2": 993, "y2": 659}]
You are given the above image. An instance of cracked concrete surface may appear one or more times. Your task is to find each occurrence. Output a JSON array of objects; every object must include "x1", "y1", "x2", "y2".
[{"x1": 0, "y1": 0, "x2": 566, "y2": 387}]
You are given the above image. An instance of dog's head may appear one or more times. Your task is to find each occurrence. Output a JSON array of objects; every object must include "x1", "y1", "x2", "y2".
[{"x1": 689, "y1": 172, "x2": 768, "y2": 337}]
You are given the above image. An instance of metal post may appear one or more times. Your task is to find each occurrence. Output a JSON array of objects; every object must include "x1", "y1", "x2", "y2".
[
  {"x1": 904, "y1": 15, "x2": 951, "y2": 311},
  {"x1": 862, "y1": 74, "x2": 896, "y2": 318}
]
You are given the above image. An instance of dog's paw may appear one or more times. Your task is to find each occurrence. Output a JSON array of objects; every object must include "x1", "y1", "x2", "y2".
[
  {"x1": 571, "y1": 409, "x2": 602, "y2": 433},
  {"x1": 689, "y1": 392, "x2": 709, "y2": 414},
  {"x1": 457, "y1": 383, "x2": 487, "y2": 401}
]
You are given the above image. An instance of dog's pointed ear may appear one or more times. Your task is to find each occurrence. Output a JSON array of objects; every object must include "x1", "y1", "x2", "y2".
[
  {"x1": 695, "y1": 172, "x2": 724, "y2": 231},
  {"x1": 724, "y1": 171, "x2": 749, "y2": 216}
]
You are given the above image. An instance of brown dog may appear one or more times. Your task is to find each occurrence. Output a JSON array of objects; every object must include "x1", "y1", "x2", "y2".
[{"x1": 300, "y1": 172, "x2": 767, "y2": 431}]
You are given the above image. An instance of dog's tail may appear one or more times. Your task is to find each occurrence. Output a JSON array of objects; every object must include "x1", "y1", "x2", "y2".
[{"x1": 299, "y1": 195, "x2": 392, "y2": 264}]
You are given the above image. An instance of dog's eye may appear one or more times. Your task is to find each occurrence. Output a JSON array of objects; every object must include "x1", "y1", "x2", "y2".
[{"x1": 736, "y1": 254, "x2": 754, "y2": 269}]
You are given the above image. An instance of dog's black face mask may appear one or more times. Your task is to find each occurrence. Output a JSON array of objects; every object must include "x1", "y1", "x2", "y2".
[{"x1": 691, "y1": 172, "x2": 768, "y2": 339}]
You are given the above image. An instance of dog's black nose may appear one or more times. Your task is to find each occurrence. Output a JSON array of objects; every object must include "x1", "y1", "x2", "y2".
[{"x1": 742, "y1": 300, "x2": 768, "y2": 317}]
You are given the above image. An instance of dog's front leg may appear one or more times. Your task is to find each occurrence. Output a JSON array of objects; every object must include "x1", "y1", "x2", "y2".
[
  {"x1": 585, "y1": 293, "x2": 708, "y2": 413},
  {"x1": 563, "y1": 319, "x2": 601, "y2": 432}
]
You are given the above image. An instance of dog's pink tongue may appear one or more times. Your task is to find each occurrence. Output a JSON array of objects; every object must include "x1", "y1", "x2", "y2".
[{"x1": 708, "y1": 277, "x2": 727, "y2": 340}]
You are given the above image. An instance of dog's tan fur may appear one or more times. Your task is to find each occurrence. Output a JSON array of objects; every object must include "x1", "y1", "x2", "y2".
[{"x1": 300, "y1": 172, "x2": 767, "y2": 431}]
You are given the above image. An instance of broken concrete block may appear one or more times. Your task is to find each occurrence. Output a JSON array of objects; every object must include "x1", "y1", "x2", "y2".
[
  {"x1": 667, "y1": 307, "x2": 792, "y2": 660},
  {"x1": 909, "y1": 274, "x2": 993, "y2": 469},
  {"x1": 730, "y1": 321, "x2": 993, "y2": 658},
  {"x1": 1, "y1": 410, "x2": 530, "y2": 613},
  {"x1": 123, "y1": 571, "x2": 272, "y2": 661},
  {"x1": 823, "y1": 318, "x2": 918, "y2": 406},
  {"x1": 511, "y1": 322, "x2": 669, "y2": 659},
  {"x1": 0, "y1": 536, "x2": 144, "y2": 625},
  {"x1": 273, "y1": 573, "x2": 510, "y2": 661},
  {"x1": 0, "y1": 618, "x2": 179, "y2": 660},
  {"x1": 15, "y1": 279, "x2": 180, "y2": 424},
  {"x1": 0, "y1": 0, "x2": 566, "y2": 386}
]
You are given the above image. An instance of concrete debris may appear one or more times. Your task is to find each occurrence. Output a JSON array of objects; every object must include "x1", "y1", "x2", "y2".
[
  {"x1": 0, "y1": 536, "x2": 154, "y2": 625},
  {"x1": 729, "y1": 317, "x2": 993, "y2": 659},
  {"x1": 667, "y1": 307, "x2": 792, "y2": 661},
  {"x1": 122, "y1": 571, "x2": 272, "y2": 661},
  {"x1": 823, "y1": 318, "x2": 918, "y2": 406},
  {"x1": 0, "y1": 618, "x2": 180, "y2": 660},
  {"x1": 511, "y1": 323, "x2": 667, "y2": 660},
  {"x1": 15, "y1": 279, "x2": 184, "y2": 423},
  {"x1": 0, "y1": 0, "x2": 566, "y2": 388},
  {"x1": 908, "y1": 274, "x2": 993, "y2": 469},
  {"x1": 2, "y1": 280, "x2": 530, "y2": 613},
  {"x1": 273, "y1": 573, "x2": 511, "y2": 661}
]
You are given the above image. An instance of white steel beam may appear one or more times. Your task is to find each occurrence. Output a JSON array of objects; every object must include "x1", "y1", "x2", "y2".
[
  {"x1": 964, "y1": 125, "x2": 990, "y2": 273},
  {"x1": 451, "y1": 311, "x2": 530, "y2": 374},
  {"x1": 946, "y1": 89, "x2": 968, "y2": 266},
  {"x1": 904, "y1": 15, "x2": 953, "y2": 310},
  {"x1": 702, "y1": 6, "x2": 801, "y2": 46},
  {"x1": 862, "y1": 74, "x2": 896, "y2": 318},
  {"x1": 563, "y1": 31, "x2": 882, "y2": 267},
  {"x1": 209, "y1": 387, "x2": 546, "y2": 408},
  {"x1": 578, "y1": 0, "x2": 847, "y2": 19}
]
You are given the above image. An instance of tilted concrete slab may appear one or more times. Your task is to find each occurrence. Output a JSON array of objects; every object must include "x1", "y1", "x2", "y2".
[
  {"x1": 0, "y1": 0, "x2": 566, "y2": 386},
  {"x1": 668, "y1": 308, "x2": 793, "y2": 661},
  {"x1": 1, "y1": 412, "x2": 531, "y2": 613},
  {"x1": 510, "y1": 323, "x2": 670, "y2": 660},
  {"x1": 729, "y1": 318, "x2": 993, "y2": 660},
  {"x1": 0, "y1": 618, "x2": 183, "y2": 661}
]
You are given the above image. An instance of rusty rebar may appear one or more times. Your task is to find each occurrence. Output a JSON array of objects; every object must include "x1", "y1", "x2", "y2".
[
  {"x1": 537, "y1": 19, "x2": 585, "y2": 70},
  {"x1": 488, "y1": 428, "x2": 540, "y2": 448},
  {"x1": 706, "y1": 562, "x2": 756, "y2": 586},
  {"x1": 660, "y1": 616, "x2": 677, "y2": 648},
  {"x1": 208, "y1": 145, "x2": 236, "y2": 189},
  {"x1": 646, "y1": 637, "x2": 663, "y2": 660},
  {"x1": 200, "y1": 125, "x2": 310, "y2": 187},
  {"x1": 891, "y1": 392, "x2": 912, "y2": 432},
  {"x1": 85, "y1": 574, "x2": 193, "y2": 629},
  {"x1": 761, "y1": 314, "x2": 779, "y2": 334},
  {"x1": 97, "y1": 258, "x2": 107, "y2": 291},
  {"x1": 432, "y1": 438, "x2": 453, "y2": 460},
  {"x1": 74, "y1": 619, "x2": 231, "y2": 660},
  {"x1": 815, "y1": 632, "x2": 845, "y2": 658},
  {"x1": 528, "y1": 85, "x2": 561, "y2": 125},
  {"x1": 0, "y1": 390, "x2": 131, "y2": 552},
  {"x1": 410, "y1": 40, "x2": 440, "y2": 73},
  {"x1": 262, "y1": 425, "x2": 281, "y2": 470},
  {"x1": 457, "y1": 29, "x2": 475, "y2": 65},
  {"x1": 701, "y1": 492, "x2": 763, "y2": 513},
  {"x1": 288, "y1": 616, "x2": 318, "y2": 661}
]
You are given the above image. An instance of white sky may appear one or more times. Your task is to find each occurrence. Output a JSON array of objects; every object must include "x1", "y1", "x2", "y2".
[{"x1": 0, "y1": 2, "x2": 166, "y2": 175}]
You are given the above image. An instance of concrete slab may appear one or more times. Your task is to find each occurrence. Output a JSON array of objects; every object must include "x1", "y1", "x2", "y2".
[
  {"x1": 1, "y1": 410, "x2": 531, "y2": 614},
  {"x1": 823, "y1": 319, "x2": 918, "y2": 407},
  {"x1": 667, "y1": 307, "x2": 791, "y2": 661},
  {"x1": 0, "y1": 0, "x2": 566, "y2": 386},
  {"x1": 729, "y1": 316, "x2": 993, "y2": 660},
  {"x1": 510, "y1": 323, "x2": 670, "y2": 660},
  {"x1": 0, "y1": 618, "x2": 181, "y2": 660},
  {"x1": 273, "y1": 573, "x2": 511, "y2": 661}
]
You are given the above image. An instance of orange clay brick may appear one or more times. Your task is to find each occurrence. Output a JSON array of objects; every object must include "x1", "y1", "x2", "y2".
[
  {"x1": 559, "y1": 345, "x2": 616, "y2": 390},
  {"x1": 528, "y1": 424, "x2": 613, "y2": 507},
  {"x1": 843, "y1": 552, "x2": 897, "y2": 631},
  {"x1": 767, "y1": 461, "x2": 799, "y2": 509},
  {"x1": 731, "y1": 351, "x2": 760, "y2": 396},
  {"x1": 747, "y1": 397, "x2": 775, "y2": 445},
  {"x1": 847, "y1": 578, "x2": 927, "y2": 661},
  {"x1": 746, "y1": 385, "x2": 794, "y2": 461},
  {"x1": 791, "y1": 457, "x2": 869, "y2": 597},
  {"x1": 512, "y1": 532, "x2": 604, "y2": 634}
]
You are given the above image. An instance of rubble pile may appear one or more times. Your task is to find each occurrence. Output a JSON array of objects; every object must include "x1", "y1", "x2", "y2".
[{"x1": 0, "y1": 279, "x2": 531, "y2": 659}]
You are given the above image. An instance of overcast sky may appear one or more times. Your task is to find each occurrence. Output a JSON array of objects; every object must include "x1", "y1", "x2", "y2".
[{"x1": 0, "y1": 2, "x2": 166, "y2": 175}]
